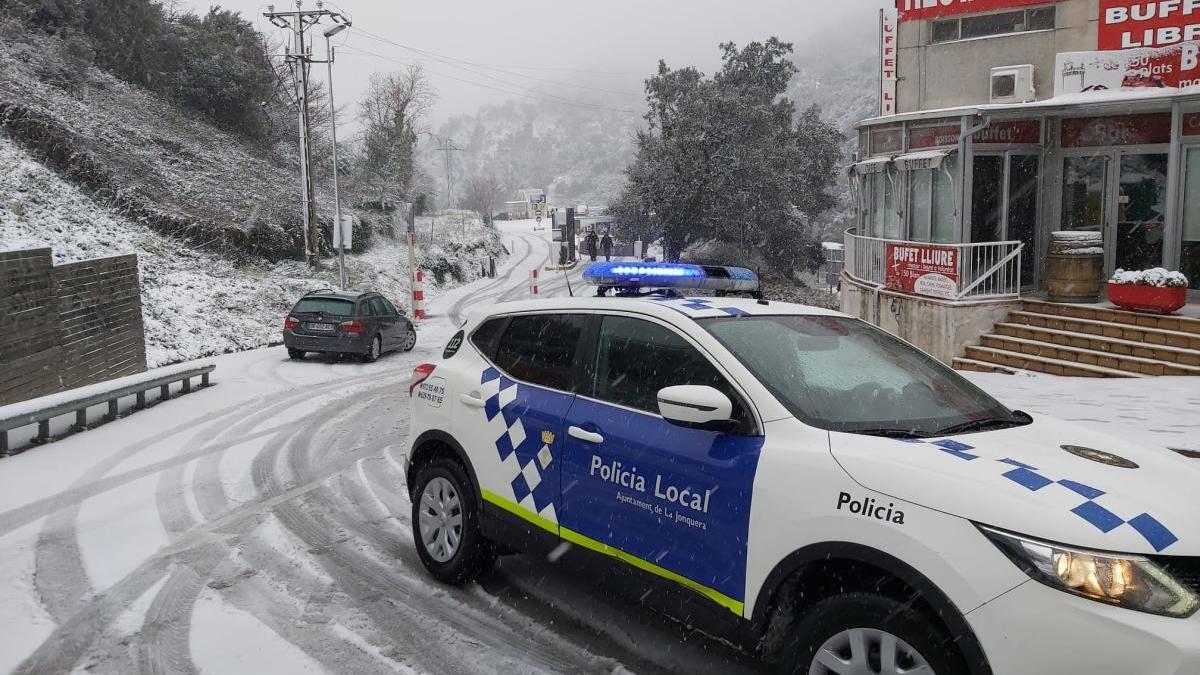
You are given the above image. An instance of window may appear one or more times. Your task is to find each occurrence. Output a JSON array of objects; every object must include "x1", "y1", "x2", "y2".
[
  {"x1": 589, "y1": 316, "x2": 749, "y2": 425},
  {"x1": 905, "y1": 156, "x2": 957, "y2": 243},
  {"x1": 379, "y1": 298, "x2": 400, "y2": 316},
  {"x1": 470, "y1": 317, "x2": 506, "y2": 357},
  {"x1": 702, "y1": 315, "x2": 1017, "y2": 436},
  {"x1": 1181, "y1": 148, "x2": 1200, "y2": 289},
  {"x1": 932, "y1": 155, "x2": 958, "y2": 243},
  {"x1": 870, "y1": 169, "x2": 901, "y2": 239},
  {"x1": 931, "y1": 6, "x2": 1055, "y2": 43},
  {"x1": 362, "y1": 298, "x2": 381, "y2": 316},
  {"x1": 368, "y1": 298, "x2": 391, "y2": 317},
  {"x1": 931, "y1": 19, "x2": 960, "y2": 43},
  {"x1": 292, "y1": 298, "x2": 354, "y2": 317},
  {"x1": 493, "y1": 314, "x2": 585, "y2": 390}
]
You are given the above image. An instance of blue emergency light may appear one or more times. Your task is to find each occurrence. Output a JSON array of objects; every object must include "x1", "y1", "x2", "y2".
[{"x1": 582, "y1": 262, "x2": 759, "y2": 293}]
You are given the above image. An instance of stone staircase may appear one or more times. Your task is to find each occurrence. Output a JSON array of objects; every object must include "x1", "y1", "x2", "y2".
[{"x1": 954, "y1": 300, "x2": 1200, "y2": 378}]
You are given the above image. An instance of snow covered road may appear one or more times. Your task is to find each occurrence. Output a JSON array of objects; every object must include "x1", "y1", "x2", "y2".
[
  {"x1": 1, "y1": 220, "x2": 1196, "y2": 674},
  {"x1": 0, "y1": 222, "x2": 762, "y2": 675}
]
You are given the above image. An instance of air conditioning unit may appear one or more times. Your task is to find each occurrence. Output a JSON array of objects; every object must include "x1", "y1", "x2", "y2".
[{"x1": 990, "y1": 65, "x2": 1036, "y2": 104}]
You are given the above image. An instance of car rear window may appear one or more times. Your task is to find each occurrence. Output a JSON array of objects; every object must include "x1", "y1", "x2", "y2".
[{"x1": 293, "y1": 298, "x2": 355, "y2": 317}]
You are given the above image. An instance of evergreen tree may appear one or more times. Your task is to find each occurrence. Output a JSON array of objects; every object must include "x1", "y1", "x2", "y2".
[{"x1": 617, "y1": 38, "x2": 843, "y2": 274}]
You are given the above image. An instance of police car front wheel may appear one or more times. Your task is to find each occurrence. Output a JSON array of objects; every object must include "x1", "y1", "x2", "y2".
[
  {"x1": 778, "y1": 592, "x2": 962, "y2": 675},
  {"x1": 411, "y1": 457, "x2": 495, "y2": 584}
]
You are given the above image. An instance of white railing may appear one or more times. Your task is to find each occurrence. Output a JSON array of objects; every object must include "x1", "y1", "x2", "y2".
[{"x1": 844, "y1": 229, "x2": 1024, "y2": 301}]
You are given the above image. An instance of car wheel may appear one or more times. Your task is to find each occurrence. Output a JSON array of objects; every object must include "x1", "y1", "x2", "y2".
[
  {"x1": 287, "y1": 348, "x2": 305, "y2": 360},
  {"x1": 777, "y1": 592, "x2": 963, "y2": 675},
  {"x1": 411, "y1": 457, "x2": 495, "y2": 585},
  {"x1": 401, "y1": 325, "x2": 417, "y2": 352},
  {"x1": 362, "y1": 335, "x2": 381, "y2": 363}
]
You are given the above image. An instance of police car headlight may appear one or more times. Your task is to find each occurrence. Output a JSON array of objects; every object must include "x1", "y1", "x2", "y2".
[{"x1": 980, "y1": 526, "x2": 1199, "y2": 618}]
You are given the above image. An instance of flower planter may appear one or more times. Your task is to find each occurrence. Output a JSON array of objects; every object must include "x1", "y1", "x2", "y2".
[{"x1": 1107, "y1": 282, "x2": 1188, "y2": 315}]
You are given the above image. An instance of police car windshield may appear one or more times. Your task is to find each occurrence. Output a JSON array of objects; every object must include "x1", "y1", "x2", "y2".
[{"x1": 701, "y1": 314, "x2": 1019, "y2": 436}]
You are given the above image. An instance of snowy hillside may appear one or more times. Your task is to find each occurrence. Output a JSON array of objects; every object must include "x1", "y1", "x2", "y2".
[
  {"x1": 0, "y1": 137, "x2": 505, "y2": 368},
  {"x1": 427, "y1": 99, "x2": 642, "y2": 207}
]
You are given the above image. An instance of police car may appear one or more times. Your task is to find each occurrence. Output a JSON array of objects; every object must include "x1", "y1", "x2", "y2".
[{"x1": 405, "y1": 262, "x2": 1200, "y2": 675}]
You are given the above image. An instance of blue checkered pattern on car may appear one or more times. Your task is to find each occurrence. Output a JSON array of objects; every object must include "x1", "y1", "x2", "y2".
[
  {"x1": 481, "y1": 367, "x2": 557, "y2": 516},
  {"x1": 648, "y1": 296, "x2": 752, "y2": 317},
  {"x1": 899, "y1": 438, "x2": 1179, "y2": 553}
]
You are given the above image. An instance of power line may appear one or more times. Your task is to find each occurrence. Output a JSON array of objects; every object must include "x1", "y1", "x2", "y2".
[
  {"x1": 354, "y1": 28, "x2": 644, "y2": 99},
  {"x1": 339, "y1": 45, "x2": 640, "y2": 114}
]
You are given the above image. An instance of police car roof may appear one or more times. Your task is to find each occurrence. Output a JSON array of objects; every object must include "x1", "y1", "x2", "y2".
[{"x1": 468, "y1": 295, "x2": 848, "y2": 324}]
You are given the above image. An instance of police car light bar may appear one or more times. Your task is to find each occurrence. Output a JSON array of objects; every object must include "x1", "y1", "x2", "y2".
[{"x1": 582, "y1": 262, "x2": 759, "y2": 293}]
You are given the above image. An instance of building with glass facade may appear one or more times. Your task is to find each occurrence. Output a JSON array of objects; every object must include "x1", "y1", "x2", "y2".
[{"x1": 852, "y1": 0, "x2": 1200, "y2": 291}]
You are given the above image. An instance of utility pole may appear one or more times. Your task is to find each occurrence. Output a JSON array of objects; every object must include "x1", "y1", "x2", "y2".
[
  {"x1": 434, "y1": 137, "x2": 462, "y2": 233},
  {"x1": 265, "y1": 1, "x2": 349, "y2": 268},
  {"x1": 323, "y1": 21, "x2": 350, "y2": 289}
]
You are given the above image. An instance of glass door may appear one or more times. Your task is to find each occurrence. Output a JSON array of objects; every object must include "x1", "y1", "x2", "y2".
[
  {"x1": 1115, "y1": 153, "x2": 1168, "y2": 272},
  {"x1": 1007, "y1": 154, "x2": 1040, "y2": 285},
  {"x1": 1061, "y1": 155, "x2": 1109, "y2": 235}
]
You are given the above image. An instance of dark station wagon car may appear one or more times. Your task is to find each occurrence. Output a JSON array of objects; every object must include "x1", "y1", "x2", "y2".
[{"x1": 283, "y1": 290, "x2": 416, "y2": 362}]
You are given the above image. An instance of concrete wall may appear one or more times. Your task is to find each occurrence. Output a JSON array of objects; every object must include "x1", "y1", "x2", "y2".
[
  {"x1": 841, "y1": 273, "x2": 1020, "y2": 365},
  {"x1": 0, "y1": 249, "x2": 146, "y2": 405},
  {"x1": 897, "y1": 0, "x2": 1096, "y2": 113}
]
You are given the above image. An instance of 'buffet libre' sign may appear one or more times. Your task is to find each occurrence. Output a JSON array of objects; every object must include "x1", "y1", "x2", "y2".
[
  {"x1": 885, "y1": 244, "x2": 960, "y2": 300},
  {"x1": 1100, "y1": 0, "x2": 1200, "y2": 50}
]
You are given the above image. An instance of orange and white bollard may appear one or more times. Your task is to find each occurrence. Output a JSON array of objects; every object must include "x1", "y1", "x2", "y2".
[
  {"x1": 530, "y1": 269, "x2": 540, "y2": 297},
  {"x1": 413, "y1": 270, "x2": 427, "y2": 319}
]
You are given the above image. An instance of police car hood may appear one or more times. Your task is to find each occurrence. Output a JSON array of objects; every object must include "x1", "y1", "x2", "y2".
[{"x1": 829, "y1": 414, "x2": 1199, "y2": 556}]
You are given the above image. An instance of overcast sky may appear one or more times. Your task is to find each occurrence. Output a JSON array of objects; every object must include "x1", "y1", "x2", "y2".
[{"x1": 180, "y1": 0, "x2": 881, "y2": 128}]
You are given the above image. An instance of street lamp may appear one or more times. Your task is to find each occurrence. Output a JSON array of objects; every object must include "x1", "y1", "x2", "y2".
[{"x1": 324, "y1": 20, "x2": 349, "y2": 289}]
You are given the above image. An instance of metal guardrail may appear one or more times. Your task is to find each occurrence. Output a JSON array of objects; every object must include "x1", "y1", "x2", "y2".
[
  {"x1": 0, "y1": 365, "x2": 216, "y2": 456},
  {"x1": 844, "y1": 228, "x2": 1023, "y2": 301}
]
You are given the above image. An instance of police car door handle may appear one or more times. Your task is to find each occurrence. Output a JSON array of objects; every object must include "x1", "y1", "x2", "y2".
[
  {"x1": 568, "y1": 426, "x2": 604, "y2": 444},
  {"x1": 460, "y1": 392, "x2": 486, "y2": 408}
]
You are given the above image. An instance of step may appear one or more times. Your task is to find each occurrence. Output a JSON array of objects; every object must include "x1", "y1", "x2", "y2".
[
  {"x1": 994, "y1": 323, "x2": 1200, "y2": 367},
  {"x1": 1008, "y1": 311, "x2": 1200, "y2": 351},
  {"x1": 979, "y1": 334, "x2": 1200, "y2": 377},
  {"x1": 963, "y1": 345, "x2": 1145, "y2": 378},
  {"x1": 1023, "y1": 299, "x2": 1200, "y2": 337},
  {"x1": 951, "y1": 357, "x2": 1026, "y2": 376}
]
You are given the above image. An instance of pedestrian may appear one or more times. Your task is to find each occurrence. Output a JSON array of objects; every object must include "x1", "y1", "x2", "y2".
[
  {"x1": 584, "y1": 230, "x2": 599, "y2": 262},
  {"x1": 600, "y1": 231, "x2": 613, "y2": 262}
]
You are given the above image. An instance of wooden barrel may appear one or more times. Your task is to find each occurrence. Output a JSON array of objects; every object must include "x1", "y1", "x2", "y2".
[{"x1": 1046, "y1": 232, "x2": 1104, "y2": 303}]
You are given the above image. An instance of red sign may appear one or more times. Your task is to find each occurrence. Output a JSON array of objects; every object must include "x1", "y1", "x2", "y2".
[
  {"x1": 908, "y1": 124, "x2": 961, "y2": 149},
  {"x1": 1099, "y1": 0, "x2": 1200, "y2": 50},
  {"x1": 973, "y1": 120, "x2": 1041, "y2": 144},
  {"x1": 1060, "y1": 113, "x2": 1172, "y2": 147},
  {"x1": 886, "y1": 244, "x2": 960, "y2": 300},
  {"x1": 898, "y1": 0, "x2": 1063, "y2": 22}
]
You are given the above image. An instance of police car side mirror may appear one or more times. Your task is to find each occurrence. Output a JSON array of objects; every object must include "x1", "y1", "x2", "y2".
[{"x1": 657, "y1": 386, "x2": 735, "y2": 433}]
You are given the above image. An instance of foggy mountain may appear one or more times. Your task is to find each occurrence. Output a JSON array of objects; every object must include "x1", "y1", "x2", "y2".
[{"x1": 424, "y1": 44, "x2": 877, "y2": 215}]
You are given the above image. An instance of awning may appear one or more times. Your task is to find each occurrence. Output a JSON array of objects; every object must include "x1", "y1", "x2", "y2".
[
  {"x1": 895, "y1": 148, "x2": 956, "y2": 171},
  {"x1": 852, "y1": 157, "x2": 892, "y2": 175}
]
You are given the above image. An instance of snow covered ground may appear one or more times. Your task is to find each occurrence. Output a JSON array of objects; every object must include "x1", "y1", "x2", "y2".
[
  {"x1": 0, "y1": 221, "x2": 1197, "y2": 674},
  {"x1": 0, "y1": 221, "x2": 763, "y2": 675},
  {"x1": 0, "y1": 136, "x2": 505, "y2": 368}
]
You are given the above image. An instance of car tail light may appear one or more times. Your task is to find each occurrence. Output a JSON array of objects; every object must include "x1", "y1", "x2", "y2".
[
  {"x1": 341, "y1": 320, "x2": 365, "y2": 337},
  {"x1": 284, "y1": 316, "x2": 299, "y2": 330},
  {"x1": 410, "y1": 364, "x2": 436, "y2": 396}
]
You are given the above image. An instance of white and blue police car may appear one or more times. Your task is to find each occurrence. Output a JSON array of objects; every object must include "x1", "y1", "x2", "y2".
[{"x1": 405, "y1": 262, "x2": 1200, "y2": 675}]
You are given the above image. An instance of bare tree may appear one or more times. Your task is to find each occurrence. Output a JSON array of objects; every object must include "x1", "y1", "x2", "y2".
[
  {"x1": 461, "y1": 173, "x2": 506, "y2": 225},
  {"x1": 355, "y1": 66, "x2": 435, "y2": 204}
]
